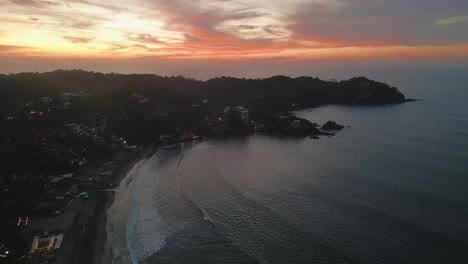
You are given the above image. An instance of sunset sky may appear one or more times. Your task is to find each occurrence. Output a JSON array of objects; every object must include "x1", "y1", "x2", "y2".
[{"x1": 1, "y1": 0, "x2": 467, "y2": 76}]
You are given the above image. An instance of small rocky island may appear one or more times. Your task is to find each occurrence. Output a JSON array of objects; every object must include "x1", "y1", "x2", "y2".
[{"x1": 321, "y1": 121, "x2": 345, "y2": 131}]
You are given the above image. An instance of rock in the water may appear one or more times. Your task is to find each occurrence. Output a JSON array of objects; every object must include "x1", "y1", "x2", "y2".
[{"x1": 321, "y1": 121, "x2": 345, "y2": 130}]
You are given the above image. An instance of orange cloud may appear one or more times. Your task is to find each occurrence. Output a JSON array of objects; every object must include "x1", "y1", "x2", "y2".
[{"x1": 0, "y1": 0, "x2": 467, "y2": 62}]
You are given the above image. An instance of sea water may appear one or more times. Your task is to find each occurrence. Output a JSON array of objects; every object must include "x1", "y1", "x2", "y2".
[{"x1": 119, "y1": 68, "x2": 468, "y2": 264}]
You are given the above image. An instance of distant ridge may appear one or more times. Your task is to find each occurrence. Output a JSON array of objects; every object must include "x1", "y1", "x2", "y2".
[{"x1": 0, "y1": 70, "x2": 407, "y2": 110}]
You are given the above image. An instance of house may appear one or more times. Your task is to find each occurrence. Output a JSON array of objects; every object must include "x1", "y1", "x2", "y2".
[
  {"x1": 129, "y1": 93, "x2": 152, "y2": 104},
  {"x1": 231, "y1": 106, "x2": 249, "y2": 124},
  {"x1": 62, "y1": 173, "x2": 74, "y2": 179},
  {"x1": 93, "y1": 114, "x2": 107, "y2": 131},
  {"x1": 0, "y1": 244, "x2": 11, "y2": 259},
  {"x1": 60, "y1": 92, "x2": 82, "y2": 101},
  {"x1": 60, "y1": 92, "x2": 83, "y2": 107},
  {"x1": 291, "y1": 120, "x2": 302, "y2": 129},
  {"x1": 49, "y1": 177, "x2": 63, "y2": 184},
  {"x1": 29, "y1": 231, "x2": 64, "y2": 255},
  {"x1": 42, "y1": 97, "x2": 53, "y2": 105},
  {"x1": 48, "y1": 173, "x2": 73, "y2": 186},
  {"x1": 64, "y1": 123, "x2": 83, "y2": 133}
]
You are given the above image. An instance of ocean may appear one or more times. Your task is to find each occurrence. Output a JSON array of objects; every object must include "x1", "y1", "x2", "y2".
[{"x1": 107, "y1": 68, "x2": 468, "y2": 264}]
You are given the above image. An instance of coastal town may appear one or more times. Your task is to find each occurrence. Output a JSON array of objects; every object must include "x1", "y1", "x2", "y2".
[
  {"x1": 0, "y1": 71, "x2": 408, "y2": 263},
  {"x1": 0, "y1": 93, "x2": 256, "y2": 263}
]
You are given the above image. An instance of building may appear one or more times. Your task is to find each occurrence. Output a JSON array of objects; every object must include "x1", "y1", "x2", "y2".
[
  {"x1": 93, "y1": 114, "x2": 107, "y2": 131},
  {"x1": 0, "y1": 244, "x2": 11, "y2": 259},
  {"x1": 60, "y1": 92, "x2": 82, "y2": 101},
  {"x1": 129, "y1": 92, "x2": 152, "y2": 104},
  {"x1": 42, "y1": 97, "x2": 53, "y2": 105},
  {"x1": 60, "y1": 92, "x2": 83, "y2": 108},
  {"x1": 29, "y1": 232, "x2": 64, "y2": 255},
  {"x1": 231, "y1": 106, "x2": 249, "y2": 124}
]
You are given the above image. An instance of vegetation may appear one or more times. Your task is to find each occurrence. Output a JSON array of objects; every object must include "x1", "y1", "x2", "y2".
[
  {"x1": 0, "y1": 69, "x2": 407, "y2": 177},
  {"x1": 0, "y1": 70, "x2": 409, "y2": 257}
]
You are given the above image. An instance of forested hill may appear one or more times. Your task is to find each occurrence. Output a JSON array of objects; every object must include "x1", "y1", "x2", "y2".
[
  {"x1": 0, "y1": 70, "x2": 410, "y2": 177},
  {"x1": 0, "y1": 70, "x2": 407, "y2": 112}
]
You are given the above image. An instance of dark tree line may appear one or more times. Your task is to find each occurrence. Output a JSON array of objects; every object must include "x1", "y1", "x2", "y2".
[{"x1": 0, "y1": 70, "x2": 407, "y2": 175}]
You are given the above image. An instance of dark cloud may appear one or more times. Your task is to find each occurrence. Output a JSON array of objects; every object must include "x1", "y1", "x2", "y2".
[
  {"x1": 0, "y1": 44, "x2": 37, "y2": 56},
  {"x1": 71, "y1": 21, "x2": 94, "y2": 28},
  {"x1": 184, "y1": 33, "x2": 204, "y2": 43},
  {"x1": 64, "y1": 0, "x2": 122, "y2": 12},
  {"x1": 229, "y1": 10, "x2": 270, "y2": 20},
  {"x1": 2, "y1": 0, "x2": 467, "y2": 62},
  {"x1": 0, "y1": 44, "x2": 32, "y2": 51},
  {"x1": 146, "y1": 1, "x2": 270, "y2": 41},
  {"x1": 62, "y1": 36, "x2": 94, "y2": 43},
  {"x1": 291, "y1": 0, "x2": 468, "y2": 45},
  {"x1": 235, "y1": 25, "x2": 259, "y2": 30},
  {"x1": 263, "y1": 25, "x2": 286, "y2": 36},
  {"x1": 9, "y1": 0, "x2": 61, "y2": 7},
  {"x1": 127, "y1": 34, "x2": 165, "y2": 44}
]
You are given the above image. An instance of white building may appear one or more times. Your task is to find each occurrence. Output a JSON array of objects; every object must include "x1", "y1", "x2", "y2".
[
  {"x1": 29, "y1": 232, "x2": 64, "y2": 255},
  {"x1": 42, "y1": 97, "x2": 53, "y2": 104},
  {"x1": 231, "y1": 106, "x2": 249, "y2": 124},
  {"x1": 223, "y1": 106, "x2": 231, "y2": 114}
]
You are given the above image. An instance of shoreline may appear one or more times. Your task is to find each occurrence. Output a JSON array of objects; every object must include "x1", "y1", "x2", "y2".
[
  {"x1": 82, "y1": 132, "x2": 342, "y2": 264},
  {"x1": 90, "y1": 147, "x2": 159, "y2": 264}
]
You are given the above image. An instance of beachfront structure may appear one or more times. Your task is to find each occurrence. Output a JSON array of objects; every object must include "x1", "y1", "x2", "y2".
[{"x1": 29, "y1": 232, "x2": 64, "y2": 255}]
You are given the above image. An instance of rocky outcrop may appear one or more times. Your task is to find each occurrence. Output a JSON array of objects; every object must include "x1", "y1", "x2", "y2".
[
  {"x1": 270, "y1": 113, "x2": 331, "y2": 136},
  {"x1": 321, "y1": 121, "x2": 344, "y2": 130}
]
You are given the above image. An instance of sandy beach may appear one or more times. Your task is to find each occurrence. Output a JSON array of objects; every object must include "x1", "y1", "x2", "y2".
[
  {"x1": 99, "y1": 158, "x2": 147, "y2": 264},
  {"x1": 24, "y1": 147, "x2": 158, "y2": 264},
  {"x1": 29, "y1": 148, "x2": 148, "y2": 264},
  {"x1": 92, "y1": 146, "x2": 159, "y2": 264}
]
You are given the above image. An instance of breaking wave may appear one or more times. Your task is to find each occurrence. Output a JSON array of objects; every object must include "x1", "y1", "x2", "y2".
[{"x1": 125, "y1": 149, "x2": 179, "y2": 263}]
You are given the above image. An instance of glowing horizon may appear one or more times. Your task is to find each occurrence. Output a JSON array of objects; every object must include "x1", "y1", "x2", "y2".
[{"x1": 1, "y1": 0, "x2": 467, "y2": 63}]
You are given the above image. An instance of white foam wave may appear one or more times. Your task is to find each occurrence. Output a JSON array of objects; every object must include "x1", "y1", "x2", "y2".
[
  {"x1": 126, "y1": 202, "x2": 168, "y2": 263},
  {"x1": 111, "y1": 143, "x2": 211, "y2": 263},
  {"x1": 125, "y1": 154, "x2": 171, "y2": 263},
  {"x1": 125, "y1": 148, "x2": 188, "y2": 263},
  {"x1": 104, "y1": 159, "x2": 146, "y2": 264}
]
